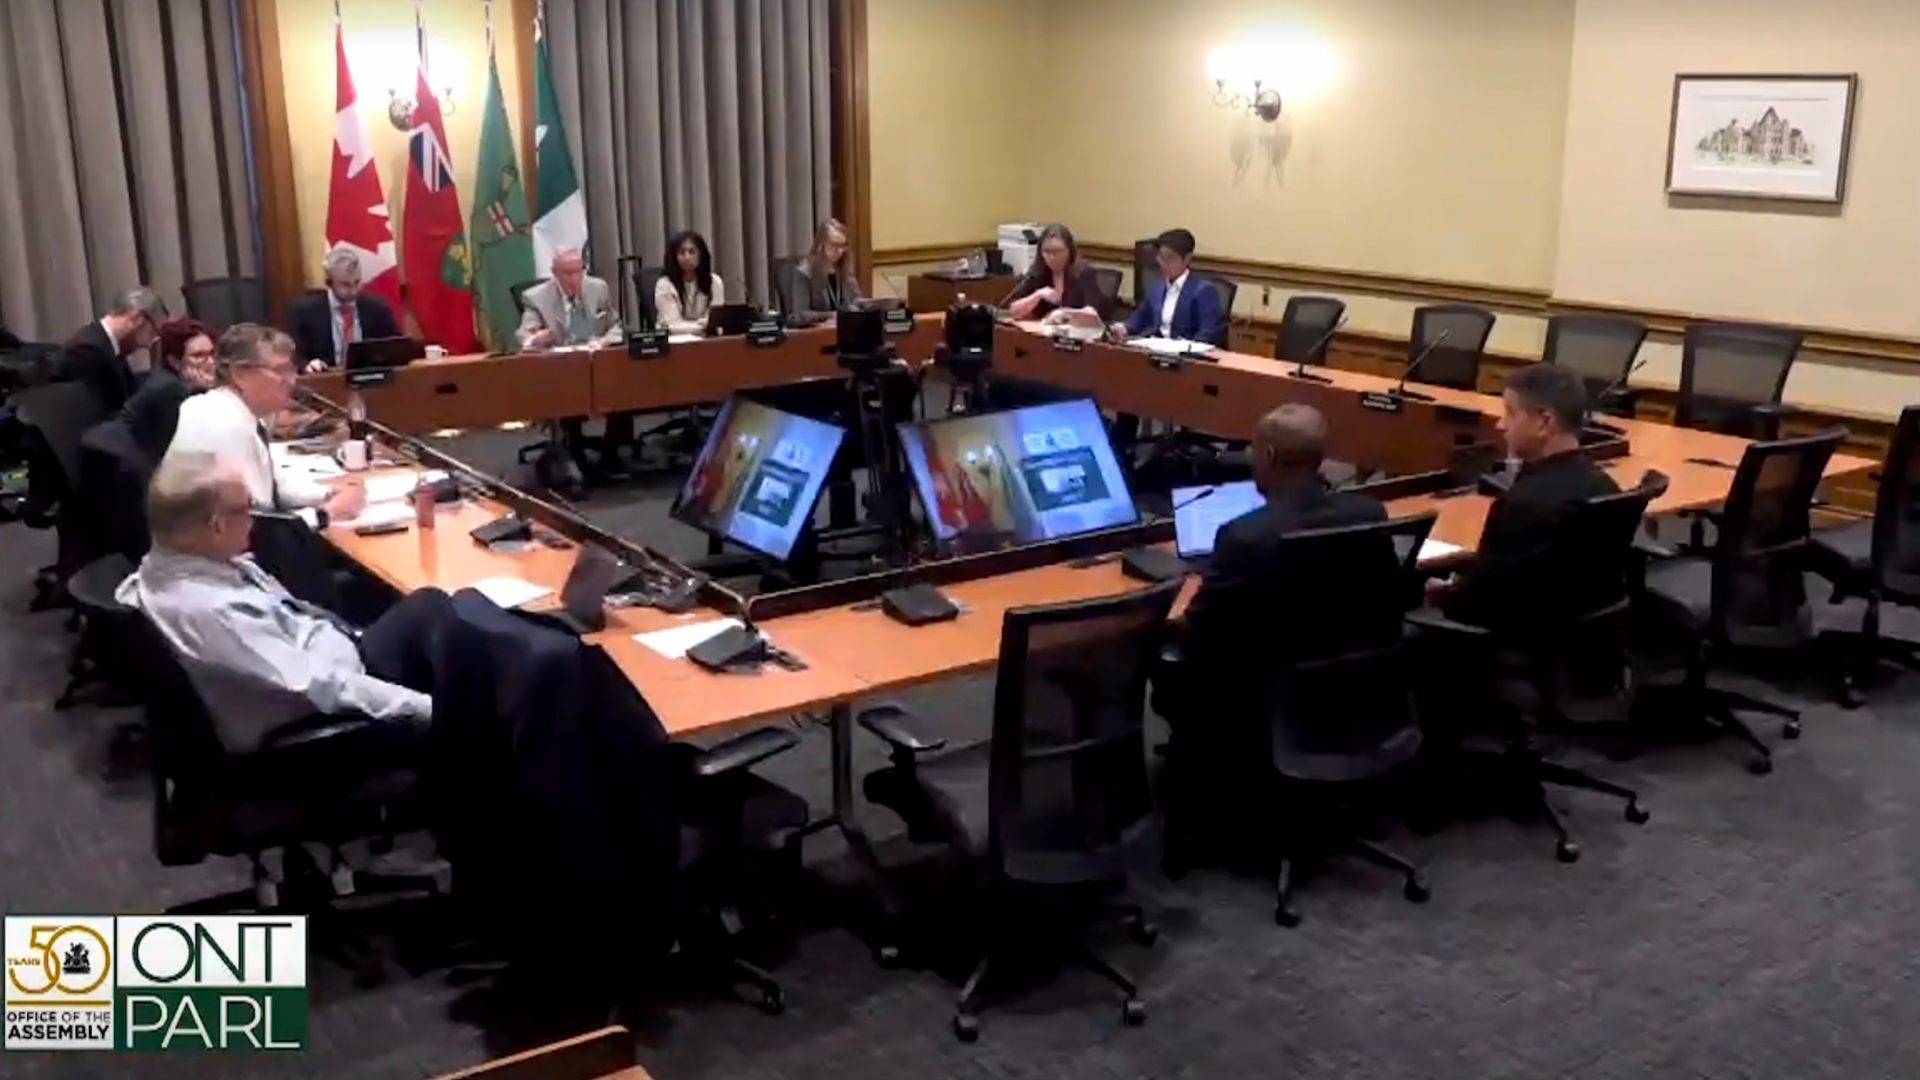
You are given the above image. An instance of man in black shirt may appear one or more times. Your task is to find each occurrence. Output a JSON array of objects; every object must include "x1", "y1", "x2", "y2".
[{"x1": 1430, "y1": 363, "x2": 1618, "y2": 630}]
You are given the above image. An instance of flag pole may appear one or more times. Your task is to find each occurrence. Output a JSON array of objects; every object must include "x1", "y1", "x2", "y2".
[{"x1": 484, "y1": 0, "x2": 494, "y2": 58}]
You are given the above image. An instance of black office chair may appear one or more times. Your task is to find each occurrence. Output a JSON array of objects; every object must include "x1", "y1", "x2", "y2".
[
  {"x1": 1195, "y1": 275, "x2": 1237, "y2": 346},
  {"x1": 507, "y1": 277, "x2": 543, "y2": 317},
  {"x1": 1810, "y1": 405, "x2": 1920, "y2": 706},
  {"x1": 1090, "y1": 267, "x2": 1124, "y2": 316},
  {"x1": 1191, "y1": 513, "x2": 1435, "y2": 926},
  {"x1": 771, "y1": 255, "x2": 805, "y2": 315},
  {"x1": 57, "y1": 552, "x2": 140, "y2": 711},
  {"x1": 860, "y1": 580, "x2": 1182, "y2": 1041},
  {"x1": 1130, "y1": 238, "x2": 1159, "y2": 307},
  {"x1": 182, "y1": 277, "x2": 269, "y2": 329},
  {"x1": 127, "y1": 616, "x2": 445, "y2": 913},
  {"x1": 1543, "y1": 314, "x2": 1648, "y2": 417},
  {"x1": 76, "y1": 416, "x2": 155, "y2": 565},
  {"x1": 1274, "y1": 295, "x2": 1347, "y2": 366},
  {"x1": 15, "y1": 380, "x2": 109, "y2": 608},
  {"x1": 1410, "y1": 474, "x2": 1666, "y2": 862},
  {"x1": 1408, "y1": 304, "x2": 1496, "y2": 392},
  {"x1": 1637, "y1": 429, "x2": 1844, "y2": 773},
  {"x1": 1676, "y1": 321, "x2": 1802, "y2": 439}
]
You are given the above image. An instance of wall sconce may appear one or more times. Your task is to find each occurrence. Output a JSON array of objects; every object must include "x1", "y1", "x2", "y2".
[
  {"x1": 1206, "y1": 36, "x2": 1339, "y2": 123},
  {"x1": 387, "y1": 87, "x2": 456, "y2": 130}
]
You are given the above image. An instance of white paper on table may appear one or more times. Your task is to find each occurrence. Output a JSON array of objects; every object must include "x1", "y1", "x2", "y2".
[
  {"x1": 1131, "y1": 337, "x2": 1215, "y2": 357},
  {"x1": 633, "y1": 618, "x2": 744, "y2": 659},
  {"x1": 668, "y1": 333, "x2": 703, "y2": 345},
  {"x1": 332, "y1": 502, "x2": 416, "y2": 530},
  {"x1": 1418, "y1": 539, "x2": 1464, "y2": 564},
  {"x1": 361, "y1": 469, "x2": 447, "y2": 504},
  {"x1": 270, "y1": 445, "x2": 345, "y2": 479},
  {"x1": 465, "y1": 577, "x2": 555, "y2": 609}
]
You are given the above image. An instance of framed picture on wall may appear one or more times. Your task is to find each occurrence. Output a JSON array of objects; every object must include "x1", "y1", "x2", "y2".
[{"x1": 1665, "y1": 74, "x2": 1858, "y2": 203}]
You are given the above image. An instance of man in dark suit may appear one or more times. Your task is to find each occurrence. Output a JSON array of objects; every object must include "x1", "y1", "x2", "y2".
[
  {"x1": 1429, "y1": 363, "x2": 1619, "y2": 631},
  {"x1": 288, "y1": 248, "x2": 403, "y2": 372},
  {"x1": 1112, "y1": 228, "x2": 1229, "y2": 347},
  {"x1": 55, "y1": 286, "x2": 166, "y2": 413}
]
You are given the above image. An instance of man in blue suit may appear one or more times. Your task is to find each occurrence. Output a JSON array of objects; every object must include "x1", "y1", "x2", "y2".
[{"x1": 1113, "y1": 229, "x2": 1228, "y2": 346}]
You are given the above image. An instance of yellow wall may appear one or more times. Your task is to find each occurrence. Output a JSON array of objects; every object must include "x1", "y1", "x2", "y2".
[
  {"x1": 276, "y1": 0, "x2": 524, "y2": 289},
  {"x1": 867, "y1": 0, "x2": 1039, "y2": 251},
  {"x1": 1554, "y1": 0, "x2": 1920, "y2": 338}
]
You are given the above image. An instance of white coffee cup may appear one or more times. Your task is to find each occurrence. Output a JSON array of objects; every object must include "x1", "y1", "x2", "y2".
[
  {"x1": 338, "y1": 439, "x2": 369, "y2": 472},
  {"x1": 424, "y1": 344, "x2": 448, "y2": 360}
]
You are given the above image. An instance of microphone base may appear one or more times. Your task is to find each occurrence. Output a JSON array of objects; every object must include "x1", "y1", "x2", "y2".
[
  {"x1": 1390, "y1": 387, "x2": 1436, "y2": 403},
  {"x1": 1286, "y1": 367, "x2": 1334, "y2": 384}
]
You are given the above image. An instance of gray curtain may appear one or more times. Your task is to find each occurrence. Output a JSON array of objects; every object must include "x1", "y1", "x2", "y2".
[
  {"x1": 545, "y1": 0, "x2": 833, "y2": 309},
  {"x1": 0, "y1": 0, "x2": 258, "y2": 341}
]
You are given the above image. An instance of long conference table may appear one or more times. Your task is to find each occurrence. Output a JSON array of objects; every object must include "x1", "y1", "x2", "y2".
[{"x1": 301, "y1": 318, "x2": 1875, "y2": 921}]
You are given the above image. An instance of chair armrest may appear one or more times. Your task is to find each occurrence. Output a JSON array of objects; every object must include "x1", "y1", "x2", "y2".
[
  {"x1": 857, "y1": 703, "x2": 945, "y2": 754},
  {"x1": 259, "y1": 713, "x2": 383, "y2": 752},
  {"x1": 691, "y1": 725, "x2": 801, "y2": 779},
  {"x1": 1405, "y1": 608, "x2": 1492, "y2": 639}
]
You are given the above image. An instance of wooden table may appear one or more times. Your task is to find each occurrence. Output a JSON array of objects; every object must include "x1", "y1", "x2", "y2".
[
  {"x1": 905, "y1": 271, "x2": 1020, "y2": 313},
  {"x1": 304, "y1": 319, "x2": 1877, "y2": 930}
]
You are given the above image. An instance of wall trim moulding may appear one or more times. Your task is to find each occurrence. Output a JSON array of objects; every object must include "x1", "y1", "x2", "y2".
[{"x1": 873, "y1": 241, "x2": 1920, "y2": 368}]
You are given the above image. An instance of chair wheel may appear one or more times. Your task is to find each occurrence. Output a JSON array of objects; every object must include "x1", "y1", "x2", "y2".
[
  {"x1": 1273, "y1": 904, "x2": 1302, "y2": 928},
  {"x1": 1403, "y1": 878, "x2": 1431, "y2": 904},
  {"x1": 1122, "y1": 998, "x2": 1147, "y2": 1026},
  {"x1": 952, "y1": 1013, "x2": 980, "y2": 1042},
  {"x1": 1555, "y1": 839, "x2": 1580, "y2": 864},
  {"x1": 1782, "y1": 719, "x2": 1802, "y2": 739},
  {"x1": 755, "y1": 987, "x2": 785, "y2": 1016},
  {"x1": 1747, "y1": 756, "x2": 1774, "y2": 776},
  {"x1": 1129, "y1": 919, "x2": 1160, "y2": 947},
  {"x1": 1839, "y1": 682, "x2": 1864, "y2": 709},
  {"x1": 1625, "y1": 802, "x2": 1650, "y2": 825},
  {"x1": 875, "y1": 943, "x2": 903, "y2": 969}
]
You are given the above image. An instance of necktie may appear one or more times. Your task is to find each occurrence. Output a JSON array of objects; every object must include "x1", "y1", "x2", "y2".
[
  {"x1": 566, "y1": 299, "x2": 592, "y2": 344},
  {"x1": 338, "y1": 302, "x2": 356, "y2": 354}
]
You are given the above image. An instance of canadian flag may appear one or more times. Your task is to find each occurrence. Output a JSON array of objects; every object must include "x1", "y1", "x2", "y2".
[{"x1": 325, "y1": 24, "x2": 401, "y2": 312}]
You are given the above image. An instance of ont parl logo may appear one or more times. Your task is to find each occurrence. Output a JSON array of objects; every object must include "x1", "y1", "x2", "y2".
[{"x1": 5, "y1": 916, "x2": 307, "y2": 1053}]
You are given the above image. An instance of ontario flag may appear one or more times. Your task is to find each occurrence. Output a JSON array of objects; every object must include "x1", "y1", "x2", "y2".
[
  {"x1": 401, "y1": 15, "x2": 479, "y2": 352},
  {"x1": 325, "y1": 24, "x2": 400, "y2": 313}
]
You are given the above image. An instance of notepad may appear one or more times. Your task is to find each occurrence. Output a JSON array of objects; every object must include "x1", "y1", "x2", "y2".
[
  {"x1": 332, "y1": 502, "x2": 415, "y2": 530},
  {"x1": 1131, "y1": 337, "x2": 1216, "y2": 357},
  {"x1": 466, "y1": 577, "x2": 554, "y2": 609},
  {"x1": 1418, "y1": 539, "x2": 1464, "y2": 564},
  {"x1": 361, "y1": 469, "x2": 448, "y2": 504},
  {"x1": 633, "y1": 618, "x2": 744, "y2": 659}
]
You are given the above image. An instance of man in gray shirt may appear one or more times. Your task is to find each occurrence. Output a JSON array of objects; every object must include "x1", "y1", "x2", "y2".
[{"x1": 117, "y1": 452, "x2": 447, "y2": 752}]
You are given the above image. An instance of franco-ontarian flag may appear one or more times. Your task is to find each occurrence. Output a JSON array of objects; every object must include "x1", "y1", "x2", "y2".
[{"x1": 531, "y1": 1, "x2": 588, "y2": 270}]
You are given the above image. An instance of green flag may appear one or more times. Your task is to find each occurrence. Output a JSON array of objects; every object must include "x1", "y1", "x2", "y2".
[
  {"x1": 531, "y1": 7, "x2": 587, "y2": 270},
  {"x1": 468, "y1": 55, "x2": 534, "y2": 353}
]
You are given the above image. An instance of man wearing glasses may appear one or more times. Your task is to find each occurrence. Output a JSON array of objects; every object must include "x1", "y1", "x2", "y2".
[
  {"x1": 56, "y1": 286, "x2": 168, "y2": 412},
  {"x1": 161, "y1": 323, "x2": 365, "y2": 525}
]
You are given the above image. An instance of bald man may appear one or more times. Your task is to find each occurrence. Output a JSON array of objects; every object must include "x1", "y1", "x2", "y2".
[{"x1": 1178, "y1": 403, "x2": 1388, "y2": 675}]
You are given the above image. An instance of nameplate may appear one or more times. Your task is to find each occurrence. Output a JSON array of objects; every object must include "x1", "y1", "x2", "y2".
[
  {"x1": 346, "y1": 368, "x2": 397, "y2": 389},
  {"x1": 1051, "y1": 335, "x2": 1084, "y2": 354},
  {"x1": 1148, "y1": 354, "x2": 1184, "y2": 371},
  {"x1": 1359, "y1": 392, "x2": 1404, "y2": 413},
  {"x1": 883, "y1": 308, "x2": 916, "y2": 335},
  {"x1": 747, "y1": 319, "x2": 787, "y2": 347},
  {"x1": 627, "y1": 330, "x2": 670, "y2": 359}
]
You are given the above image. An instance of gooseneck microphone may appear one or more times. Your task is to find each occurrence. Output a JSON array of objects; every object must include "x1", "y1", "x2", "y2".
[
  {"x1": 1391, "y1": 328, "x2": 1454, "y2": 403},
  {"x1": 1286, "y1": 315, "x2": 1349, "y2": 384}
]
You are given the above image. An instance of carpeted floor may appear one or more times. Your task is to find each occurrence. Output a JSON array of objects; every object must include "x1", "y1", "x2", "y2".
[{"x1": 8, "y1": 432, "x2": 1920, "y2": 1079}]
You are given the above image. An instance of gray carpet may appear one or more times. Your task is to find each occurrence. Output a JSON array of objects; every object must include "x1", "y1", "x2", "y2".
[{"x1": 8, "y1": 435, "x2": 1920, "y2": 1079}]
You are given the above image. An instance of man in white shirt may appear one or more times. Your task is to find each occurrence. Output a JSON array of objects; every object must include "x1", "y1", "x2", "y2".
[
  {"x1": 117, "y1": 453, "x2": 446, "y2": 752},
  {"x1": 1111, "y1": 228, "x2": 1228, "y2": 346},
  {"x1": 161, "y1": 323, "x2": 365, "y2": 524}
]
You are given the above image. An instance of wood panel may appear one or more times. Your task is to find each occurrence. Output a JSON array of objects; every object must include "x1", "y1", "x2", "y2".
[
  {"x1": 303, "y1": 350, "x2": 595, "y2": 434},
  {"x1": 591, "y1": 320, "x2": 943, "y2": 414},
  {"x1": 830, "y1": 0, "x2": 873, "y2": 293},
  {"x1": 906, "y1": 274, "x2": 1019, "y2": 313}
]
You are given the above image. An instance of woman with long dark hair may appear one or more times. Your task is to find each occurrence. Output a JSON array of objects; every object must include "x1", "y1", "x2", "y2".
[
  {"x1": 1004, "y1": 223, "x2": 1109, "y2": 324},
  {"x1": 656, "y1": 229, "x2": 727, "y2": 334}
]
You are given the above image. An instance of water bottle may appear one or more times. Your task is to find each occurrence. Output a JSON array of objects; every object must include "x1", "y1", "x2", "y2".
[{"x1": 347, "y1": 389, "x2": 367, "y2": 440}]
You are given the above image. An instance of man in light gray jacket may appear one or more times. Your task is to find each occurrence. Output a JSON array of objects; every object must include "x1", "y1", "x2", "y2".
[{"x1": 515, "y1": 248, "x2": 632, "y2": 480}]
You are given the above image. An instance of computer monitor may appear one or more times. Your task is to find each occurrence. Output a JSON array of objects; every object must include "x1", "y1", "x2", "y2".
[
  {"x1": 344, "y1": 336, "x2": 425, "y2": 370},
  {"x1": 671, "y1": 395, "x2": 846, "y2": 562},
  {"x1": 898, "y1": 397, "x2": 1140, "y2": 555},
  {"x1": 1172, "y1": 480, "x2": 1264, "y2": 559}
]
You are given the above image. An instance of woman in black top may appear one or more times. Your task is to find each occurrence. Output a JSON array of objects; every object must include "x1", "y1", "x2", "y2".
[
  {"x1": 1004, "y1": 223, "x2": 1109, "y2": 324},
  {"x1": 120, "y1": 317, "x2": 217, "y2": 458}
]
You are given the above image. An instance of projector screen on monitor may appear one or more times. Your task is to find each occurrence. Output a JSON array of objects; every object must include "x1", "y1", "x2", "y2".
[
  {"x1": 898, "y1": 397, "x2": 1140, "y2": 555},
  {"x1": 671, "y1": 395, "x2": 846, "y2": 562}
]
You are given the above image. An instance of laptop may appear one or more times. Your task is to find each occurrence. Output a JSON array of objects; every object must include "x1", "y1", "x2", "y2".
[
  {"x1": 547, "y1": 544, "x2": 629, "y2": 634},
  {"x1": 343, "y1": 336, "x2": 426, "y2": 371},
  {"x1": 1171, "y1": 480, "x2": 1264, "y2": 567},
  {"x1": 703, "y1": 303, "x2": 758, "y2": 337}
]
